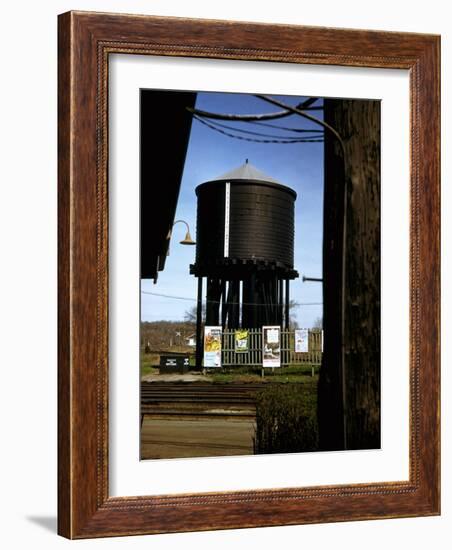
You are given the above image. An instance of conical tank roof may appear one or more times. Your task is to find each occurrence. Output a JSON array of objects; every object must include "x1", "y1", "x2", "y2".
[
  {"x1": 210, "y1": 160, "x2": 282, "y2": 185},
  {"x1": 198, "y1": 160, "x2": 296, "y2": 198}
]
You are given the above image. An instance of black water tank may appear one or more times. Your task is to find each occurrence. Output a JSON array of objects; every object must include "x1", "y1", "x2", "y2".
[{"x1": 194, "y1": 162, "x2": 297, "y2": 269}]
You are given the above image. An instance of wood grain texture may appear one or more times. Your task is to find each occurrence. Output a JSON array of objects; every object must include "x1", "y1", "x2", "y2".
[
  {"x1": 57, "y1": 10, "x2": 72, "y2": 538},
  {"x1": 58, "y1": 10, "x2": 440, "y2": 539},
  {"x1": 319, "y1": 99, "x2": 381, "y2": 451}
]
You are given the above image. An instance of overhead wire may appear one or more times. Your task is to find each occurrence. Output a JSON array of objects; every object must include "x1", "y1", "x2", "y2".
[
  {"x1": 193, "y1": 114, "x2": 323, "y2": 144},
  {"x1": 141, "y1": 290, "x2": 322, "y2": 307},
  {"x1": 246, "y1": 119, "x2": 323, "y2": 133},
  {"x1": 194, "y1": 116, "x2": 323, "y2": 140},
  {"x1": 186, "y1": 96, "x2": 320, "y2": 123}
]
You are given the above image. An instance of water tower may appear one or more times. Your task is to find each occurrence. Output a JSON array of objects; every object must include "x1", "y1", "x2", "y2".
[{"x1": 190, "y1": 161, "x2": 299, "y2": 353}]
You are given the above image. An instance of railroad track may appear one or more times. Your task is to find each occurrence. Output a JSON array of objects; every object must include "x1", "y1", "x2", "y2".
[{"x1": 141, "y1": 382, "x2": 269, "y2": 420}]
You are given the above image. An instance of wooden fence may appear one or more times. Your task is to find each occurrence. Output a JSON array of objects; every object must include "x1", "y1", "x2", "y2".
[{"x1": 221, "y1": 328, "x2": 323, "y2": 367}]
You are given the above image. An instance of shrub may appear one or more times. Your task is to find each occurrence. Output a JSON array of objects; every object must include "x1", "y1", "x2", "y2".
[{"x1": 254, "y1": 384, "x2": 319, "y2": 454}]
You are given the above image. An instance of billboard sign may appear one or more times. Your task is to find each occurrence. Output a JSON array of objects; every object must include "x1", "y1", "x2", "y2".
[
  {"x1": 262, "y1": 325, "x2": 281, "y2": 367},
  {"x1": 234, "y1": 329, "x2": 249, "y2": 352},
  {"x1": 295, "y1": 328, "x2": 309, "y2": 353},
  {"x1": 203, "y1": 326, "x2": 222, "y2": 367}
]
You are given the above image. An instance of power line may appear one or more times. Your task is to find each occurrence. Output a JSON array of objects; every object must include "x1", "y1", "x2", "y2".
[
  {"x1": 247, "y1": 119, "x2": 323, "y2": 134},
  {"x1": 141, "y1": 290, "x2": 322, "y2": 307},
  {"x1": 195, "y1": 116, "x2": 323, "y2": 141},
  {"x1": 142, "y1": 291, "x2": 195, "y2": 302},
  {"x1": 255, "y1": 95, "x2": 344, "y2": 154},
  {"x1": 186, "y1": 96, "x2": 321, "y2": 123},
  {"x1": 193, "y1": 115, "x2": 324, "y2": 144}
]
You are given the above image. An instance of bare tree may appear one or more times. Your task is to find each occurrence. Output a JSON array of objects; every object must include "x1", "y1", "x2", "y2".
[
  {"x1": 312, "y1": 316, "x2": 323, "y2": 329},
  {"x1": 288, "y1": 299, "x2": 300, "y2": 329},
  {"x1": 184, "y1": 304, "x2": 205, "y2": 323}
]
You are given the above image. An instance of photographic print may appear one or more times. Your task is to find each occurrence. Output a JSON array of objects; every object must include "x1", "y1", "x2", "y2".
[
  {"x1": 140, "y1": 89, "x2": 380, "y2": 460},
  {"x1": 58, "y1": 12, "x2": 440, "y2": 537}
]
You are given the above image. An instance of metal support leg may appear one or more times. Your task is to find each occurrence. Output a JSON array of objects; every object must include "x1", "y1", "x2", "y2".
[
  {"x1": 195, "y1": 277, "x2": 203, "y2": 368},
  {"x1": 285, "y1": 279, "x2": 290, "y2": 329}
]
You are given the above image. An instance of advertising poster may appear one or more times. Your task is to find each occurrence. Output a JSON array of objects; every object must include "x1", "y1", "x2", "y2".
[
  {"x1": 203, "y1": 326, "x2": 222, "y2": 367},
  {"x1": 295, "y1": 328, "x2": 309, "y2": 353},
  {"x1": 234, "y1": 329, "x2": 249, "y2": 352},
  {"x1": 262, "y1": 325, "x2": 281, "y2": 367}
]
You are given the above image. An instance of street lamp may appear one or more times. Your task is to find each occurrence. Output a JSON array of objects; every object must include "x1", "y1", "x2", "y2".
[{"x1": 166, "y1": 219, "x2": 196, "y2": 255}]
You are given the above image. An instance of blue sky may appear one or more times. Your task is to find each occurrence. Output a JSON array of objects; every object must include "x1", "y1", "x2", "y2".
[{"x1": 141, "y1": 91, "x2": 324, "y2": 327}]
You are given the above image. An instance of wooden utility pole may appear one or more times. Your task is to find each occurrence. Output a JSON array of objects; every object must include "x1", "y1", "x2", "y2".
[{"x1": 318, "y1": 99, "x2": 381, "y2": 451}]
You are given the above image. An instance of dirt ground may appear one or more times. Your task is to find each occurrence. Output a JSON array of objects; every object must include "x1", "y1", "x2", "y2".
[{"x1": 140, "y1": 416, "x2": 255, "y2": 459}]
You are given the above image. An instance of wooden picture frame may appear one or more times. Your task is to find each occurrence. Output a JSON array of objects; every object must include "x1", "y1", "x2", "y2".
[{"x1": 58, "y1": 11, "x2": 440, "y2": 538}]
